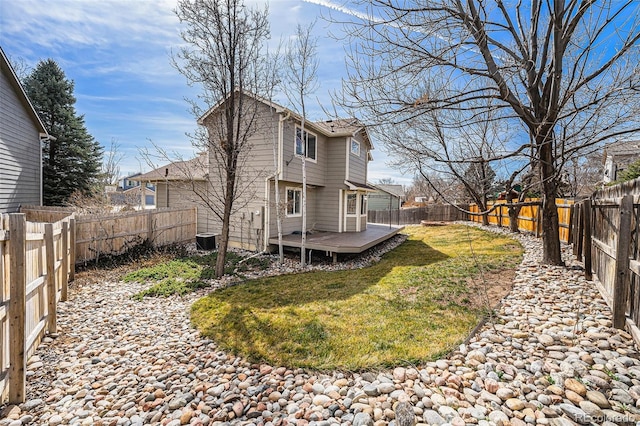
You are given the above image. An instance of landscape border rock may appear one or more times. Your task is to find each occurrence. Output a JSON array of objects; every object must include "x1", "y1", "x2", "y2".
[{"x1": 3, "y1": 223, "x2": 640, "y2": 426}]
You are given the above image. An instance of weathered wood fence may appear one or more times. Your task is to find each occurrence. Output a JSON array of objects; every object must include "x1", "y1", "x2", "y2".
[
  {"x1": 367, "y1": 204, "x2": 468, "y2": 225},
  {"x1": 0, "y1": 213, "x2": 72, "y2": 403},
  {"x1": 22, "y1": 206, "x2": 198, "y2": 263},
  {"x1": 572, "y1": 178, "x2": 640, "y2": 337},
  {"x1": 2, "y1": 206, "x2": 197, "y2": 404},
  {"x1": 468, "y1": 199, "x2": 575, "y2": 243}
]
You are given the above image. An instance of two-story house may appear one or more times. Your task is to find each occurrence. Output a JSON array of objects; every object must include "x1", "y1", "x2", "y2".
[
  {"x1": 143, "y1": 92, "x2": 401, "y2": 258},
  {"x1": 199, "y1": 92, "x2": 384, "y2": 252}
]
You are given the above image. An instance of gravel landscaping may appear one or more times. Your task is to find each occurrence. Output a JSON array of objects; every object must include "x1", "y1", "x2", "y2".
[{"x1": 2, "y1": 224, "x2": 640, "y2": 426}]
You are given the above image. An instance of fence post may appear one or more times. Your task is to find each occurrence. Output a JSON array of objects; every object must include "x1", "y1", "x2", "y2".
[
  {"x1": 8, "y1": 213, "x2": 26, "y2": 403},
  {"x1": 567, "y1": 204, "x2": 574, "y2": 246},
  {"x1": 576, "y1": 203, "x2": 584, "y2": 260},
  {"x1": 45, "y1": 223, "x2": 57, "y2": 334},
  {"x1": 61, "y1": 221, "x2": 69, "y2": 302},
  {"x1": 572, "y1": 203, "x2": 580, "y2": 256},
  {"x1": 583, "y1": 200, "x2": 593, "y2": 281},
  {"x1": 69, "y1": 217, "x2": 76, "y2": 282},
  {"x1": 612, "y1": 195, "x2": 633, "y2": 329},
  {"x1": 535, "y1": 203, "x2": 542, "y2": 238},
  {"x1": 147, "y1": 210, "x2": 154, "y2": 246}
]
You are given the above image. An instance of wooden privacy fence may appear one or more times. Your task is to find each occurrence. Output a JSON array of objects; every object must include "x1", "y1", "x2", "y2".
[
  {"x1": 1, "y1": 206, "x2": 197, "y2": 404},
  {"x1": 367, "y1": 204, "x2": 468, "y2": 225},
  {"x1": 572, "y1": 178, "x2": 640, "y2": 334},
  {"x1": 0, "y1": 213, "x2": 72, "y2": 404},
  {"x1": 469, "y1": 199, "x2": 575, "y2": 243},
  {"x1": 22, "y1": 206, "x2": 198, "y2": 263}
]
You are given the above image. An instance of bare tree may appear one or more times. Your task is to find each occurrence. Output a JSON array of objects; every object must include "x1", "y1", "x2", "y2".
[
  {"x1": 284, "y1": 22, "x2": 319, "y2": 267},
  {"x1": 337, "y1": 0, "x2": 640, "y2": 265},
  {"x1": 100, "y1": 138, "x2": 124, "y2": 187},
  {"x1": 263, "y1": 46, "x2": 286, "y2": 264},
  {"x1": 384, "y1": 98, "x2": 511, "y2": 225},
  {"x1": 173, "y1": 0, "x2": 271, "y2": 277}
]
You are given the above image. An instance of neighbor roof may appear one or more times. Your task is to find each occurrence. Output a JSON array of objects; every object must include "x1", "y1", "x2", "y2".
[
  {"x1": 604, "y1": 140, "x2": 640, "y2": 157},
  {"x1": 373, "y1": 184, "x2": 405, "y2": 198},
  {"x1": 134, "y1": 153, "x2": 208, "y2": 182}
]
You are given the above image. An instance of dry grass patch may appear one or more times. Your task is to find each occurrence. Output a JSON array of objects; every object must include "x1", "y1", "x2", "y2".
[{"x1": 191, "y1": 224, "x2": 523, "y2": 370}]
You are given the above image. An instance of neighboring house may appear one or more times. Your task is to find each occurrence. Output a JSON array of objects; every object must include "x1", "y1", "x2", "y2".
[
  {"x1": 603, "y1": 140, "x2": 640, "y2": 183},
  {"x1": 120, "y1": 173, "x2": 155, "y2": 192},
  {"x1": 135, "y1": 152, "x2": 214, "y2": 231},
  {"x1": 0, "y1": 46, "x2": 50, "y2": 213},
  {"x1": 368, "y1": 184, "x2": 405, "y2": 210},
  {"x1": 198, "y1": 93, "x2": 376, "y2": 252},
  {"x1": 108, "y1": 186, "x2": 156, "y2": 209}
]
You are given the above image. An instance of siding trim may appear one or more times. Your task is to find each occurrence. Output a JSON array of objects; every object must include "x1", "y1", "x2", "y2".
[
  {"x1": 339, "y1": 189, "x2": 343, "y2": 233},
  {"x1": 264, "y1": 177, "x2": 270, "y2": 251},
  {"x1": 345, "y1": 138, "x2": 350, "y2": 180}
]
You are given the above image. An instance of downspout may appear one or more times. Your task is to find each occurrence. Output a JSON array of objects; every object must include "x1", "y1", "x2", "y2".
[{"x1": 263, "y1": 174, "x2": 275, "y2": 252}]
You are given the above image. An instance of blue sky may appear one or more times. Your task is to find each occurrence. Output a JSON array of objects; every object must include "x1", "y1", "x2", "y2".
[{"x1": 0, "y1": 0, "x2": 412, "y2": 185}]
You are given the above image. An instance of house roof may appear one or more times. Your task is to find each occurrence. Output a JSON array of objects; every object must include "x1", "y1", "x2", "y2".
[
  {"x1": 197, "y1": 89, "x2": 374, "y2": 150},
  {"x1": 123, "y1": 186, "x2": 155, "y2": 194},
  {"x1": 345, "y1": 180, "x2": 376, "y2": 192},
  {"x1": 134, "y1": 153, "x2": 208, "y2": 182},
  {"x1": 604, "y1": 140, "x2": 640, "y2": 157},
  {"x1": 372, "y1": 184, "x2": 405, "y2": 198},
  {"x1": 0, "y1": 46, "x2": 49, "y2": 136}
]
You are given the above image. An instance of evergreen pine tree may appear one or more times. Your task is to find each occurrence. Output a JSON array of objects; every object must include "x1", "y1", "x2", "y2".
[{"x1": 23, "y1": 59, "x2": 102, "y2": 206}]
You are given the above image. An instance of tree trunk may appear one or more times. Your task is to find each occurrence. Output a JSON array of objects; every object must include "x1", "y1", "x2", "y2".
[
  {"x1": 538, "y1": 137, "x2": 564, "y2": 265},
  {"x1": 508, "y1": 205, "x2": 521, "y2": 233},
  {"x1": 216, "y1": 161, "x2": 236, "y2": 278},
  {"x1": 506, "y1": 193, "x2": 521, "y2": 233},
  {"x1": 301, "y1": 155, "x2": 307, "y2": 267},
  {"x1": 481, "y1": 212, "x2": 489, "y2": 226}
]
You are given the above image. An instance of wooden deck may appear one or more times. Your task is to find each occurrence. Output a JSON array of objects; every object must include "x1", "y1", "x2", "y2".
[{"x1": 268, "y1": 224, "x2": 404, "y2": 258}]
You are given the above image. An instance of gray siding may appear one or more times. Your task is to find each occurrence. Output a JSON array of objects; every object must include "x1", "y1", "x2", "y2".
[
  {"x1": 347, "y1": 132, "x2": 368, "y2": 184},
  {"x1": 280, "y1": 120, "x2": 327, "y2": 187},
  {"x1": 0, "y1": 68, "x2": 42, "y2": 213},
  {"x1": 267, "y1": 180, "x2": 317, "y2": 237},
  {"x1": 313, "y1": 138, "x2": 347, "y2": 232},
  {"x1": 368, "y1": 192, "x2": 401, "y2": 210},
  {"x1": 156, "y1": 181, "x2": 215, "y2": 234},
  {"x1": 207, "y1": 99, "x2": 277, "y2": 250}
]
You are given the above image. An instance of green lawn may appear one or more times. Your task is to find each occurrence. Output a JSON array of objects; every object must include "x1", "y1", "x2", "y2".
[{"x1": 190, "y1": 224, "x2": 523, "y2": 371}]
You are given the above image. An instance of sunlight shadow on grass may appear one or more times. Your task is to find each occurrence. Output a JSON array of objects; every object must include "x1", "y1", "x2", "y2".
[{"x1": 191, "y1": 224, "x2": 523, "y2": 370}]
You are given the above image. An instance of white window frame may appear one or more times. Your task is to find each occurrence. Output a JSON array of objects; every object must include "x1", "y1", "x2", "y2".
[
  {"x1": 346, "y1": 192, "x2": 358, "y2": 216},
  {"x1": 350, "y1": 139, "x2": 361, "y2": 157},
  {"x1": 360, "y1": 194, "x2": 368, "y2": 215},
  {"x1": 286, "y1": 187, "x2": 302, "y2": 217},
  {"x1": 295, "y1": 126, "x2": 317, "y2": 162}
]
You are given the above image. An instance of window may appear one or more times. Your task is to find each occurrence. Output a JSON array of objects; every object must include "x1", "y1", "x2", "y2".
[
  {"x1": 360, "y1": 194, "x2": 367, "y2": 215},
  {"x1": 346, "y1": 193, "x2": 357, "y2": 215},
  {"x1": 350, "y1": 139, "x2": 360, "y2": 156},
  {"x1": 295, "y1": 127, "x2": 317, "y2": 161},
  {"x1": 286, "y1": 188, "x2": 302, "y2": 216}
]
